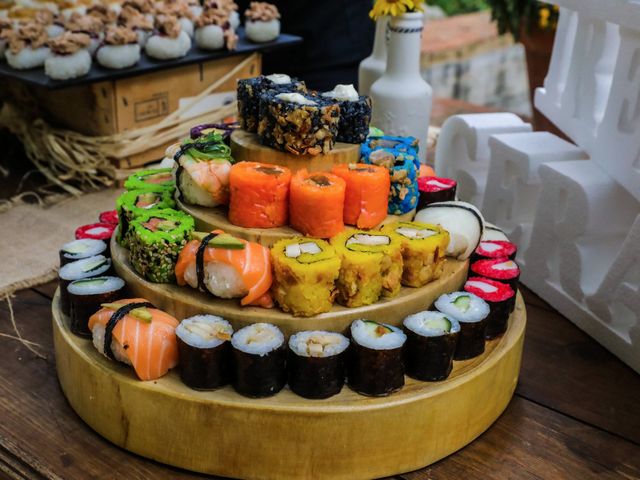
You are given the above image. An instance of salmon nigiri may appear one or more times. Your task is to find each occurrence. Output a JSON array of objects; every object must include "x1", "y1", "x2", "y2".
[
  {"x1": 88, "y1": 298, "x2": 179, "y2": 381},
  {"x1": 175, "y1": 231, "x2": 273, "y2": 308}
]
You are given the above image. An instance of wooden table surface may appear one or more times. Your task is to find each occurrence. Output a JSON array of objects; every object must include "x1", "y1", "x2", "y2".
[{"x1": 2, "y1": 281, "x2": 640, "y2": 480}]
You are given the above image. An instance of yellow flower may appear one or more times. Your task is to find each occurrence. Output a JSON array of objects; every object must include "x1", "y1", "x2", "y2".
[
  {"x1": 538, "y1": 8, "x2": 550, "y2": 29},
  {"x1": 369, "y1": 0, "x2": 423, "y2": 20}
]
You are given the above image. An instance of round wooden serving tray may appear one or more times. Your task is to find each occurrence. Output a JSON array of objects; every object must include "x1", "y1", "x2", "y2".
[
  {"x1": 111, "y1": 237, "x2": 468, "y2": 337},
  {"x1": 52, "y1": 290, "x2": 525, "y2": 480},
  {"x1": 176, "y1": 197, "x2": 416, "y2": 248},
  {"x1": 230, "y1": 130, "x2": 361, "y2": 173}
]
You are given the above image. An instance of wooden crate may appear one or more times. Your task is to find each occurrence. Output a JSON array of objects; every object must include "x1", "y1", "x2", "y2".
[{"x1": 5, "y1": 54, "x2": 261, "y2": 169}]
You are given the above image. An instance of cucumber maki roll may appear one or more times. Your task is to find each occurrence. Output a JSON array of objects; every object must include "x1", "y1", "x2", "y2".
[
  {"x1": 348, "y1": 320, "x2": 406, "y2": 397},
  {"x1": 58, "y1": 255, "x2": 112, "y2": 316},
  {"x1": 464, "y1": 277, "x2": 516, "y2": 339},
  {"x1": 128, "y1": 209, "x2": 195, "y2": 284},
  {"x1": 231, "y1": 323, "x2": 286, "y2": 398},
  {"x1": 381, "y1": 222, "x2": 449, "y2": 287},
  {"x1": 270, "y1": 238, "x2": 341, "y2": 317},
  {"x1": 403, "y1": 311, "x2": 460, "y2": 381},
  {"x1": 68, "y1": 276, "x2": 126, "y2": 338},
  {"x1": 435, "y1": 291, "x2": 490, "y2": 360},
  {"x1": 176, "y1": 315, "x2": 233, "y2": 390},
  {"x1": 322, "y1": 84, "x2": 371, "y2": 144},
  {"x1": 116, "y1": 188, "x2": 176, "y2": 247},
  {"x1": 331, "y1": 230, "x2": 403, "y2": 307},
  {"x1": 124, "y1": 168, "x2": 175, "y2": 192},
  {"x1": 288, "y1": 331, "x2": 349, "y2": 399},
  {"x1": 59, "y1": 238, "x2": 108, "y2": 267},
  {"x1": 237, "y1": 74, "x2": 306, "y2": 133},
  {"x1": 258, "y1": 91, "x2": 341, "y2": 155}
]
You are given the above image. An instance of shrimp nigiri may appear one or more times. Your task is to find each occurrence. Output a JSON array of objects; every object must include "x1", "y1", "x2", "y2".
[
  {"x1": 175, "y1": 231, "x2": 273, "y2": 308},
  {"x1": 88, "y1": 298, "x2": 179, "y2": 381}
]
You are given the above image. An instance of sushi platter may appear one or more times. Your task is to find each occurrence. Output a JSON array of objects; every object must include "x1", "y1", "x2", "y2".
[{"x1": 52, "y1": 72, "x2": 528, "y2": 478}]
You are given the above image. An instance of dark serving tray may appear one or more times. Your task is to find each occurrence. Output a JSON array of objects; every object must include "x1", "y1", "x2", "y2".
[{"x1": 0, "y1": 29, "x2": 302, "y2": 90}]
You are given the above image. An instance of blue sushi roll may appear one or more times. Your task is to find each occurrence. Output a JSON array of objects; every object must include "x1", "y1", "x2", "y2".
[{"x1": 361, "y1": 136, "x2": 420, "y2": 215}]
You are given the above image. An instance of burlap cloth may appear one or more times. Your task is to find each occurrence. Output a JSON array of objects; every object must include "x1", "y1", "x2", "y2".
[{"x1": 0, "y1": 188, "x2": 120, "y2": 296}]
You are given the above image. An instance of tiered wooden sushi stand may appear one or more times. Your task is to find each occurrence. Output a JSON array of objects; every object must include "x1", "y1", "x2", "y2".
[{"x1": 51, "y1": 125, "x2": 527, "y2": 479}]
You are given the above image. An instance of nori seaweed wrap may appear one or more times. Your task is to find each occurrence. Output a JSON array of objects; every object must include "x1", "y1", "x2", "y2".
[
  {"x1": 59, "y1": 238, "x2": 108, "y2": 267},
  {"x1": 464, "y1": 277, "x2": 516, "y2": 339},
  {"x1": 231, "y1": 323, "x2": 286, "y2": 398},
  {"x1": 124, "y1": 168, "x2": 175, "y2": 192},
  {"x1": 348, "y1": 320, "x2": 406, "y2": 397},
  {"x1": 68, "y1": 276, "x2": 126, "y2": 337},
  {"x1": 417, "y1": 176, "x2": 457, "y2": 209},
  {"x1": 403, "y1": 311, "x2": 460, "y2": 381},
  {"x1": 58, "y1": 255, "x2": 112, "y2": 315},
  {"x1": 115, "y1": 188, "x2": 176, "y2": 247},
  {"x1": 176, "y1": 315, "x2": 233, "y2": 390},
  {"x1": 128, "y1": 209, "x2": 195, "y2": 283},
  {"x1": 258, "y1": 91, "x2": 341, "y2": 155},
  {"x1": 237, "y1": 74, "x2": 306, "y2": 133},
  {"x1": 322, "y1": 85, "x2": 371, "y2": 144},
  {"x1": 288, "y1": 331, "x2": 349, "y2": 399},
  {"x1": 435, "y1": 291, "x2": 490, "y2": 360}
]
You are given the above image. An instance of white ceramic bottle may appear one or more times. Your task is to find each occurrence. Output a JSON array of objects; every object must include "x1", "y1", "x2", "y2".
[
  {"x1": 370, "y1": 11, "x2": 432, "y2": 163},
  {"x1": 358, "y1": 16, "x2": 389, "y2": 96}
]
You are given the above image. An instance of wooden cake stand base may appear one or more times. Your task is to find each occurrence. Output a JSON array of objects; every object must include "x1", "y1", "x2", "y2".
[{"x1": 52, "y1": 290, "x2": 525, "y2": 479}]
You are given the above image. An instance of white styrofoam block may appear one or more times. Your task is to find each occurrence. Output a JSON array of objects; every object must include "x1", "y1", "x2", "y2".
[
  {"x1": 535, "y1": 10, "x2": 619, "y2": 154},
  {"x1": 481, "y1": 132, "x2": 588, "y2": 259},
  {"x1": 586, "y1": 216, "x2": 640, "y2": 352},
  {"x1": 434, "y1": 113, "x2": 531, "y2": 206},
  {"x1": 546, "y1": 0, "x2": 640, "y2": 31},
  {"x1": 590, "y1": 25, "x2": 640, "y2": 201}
]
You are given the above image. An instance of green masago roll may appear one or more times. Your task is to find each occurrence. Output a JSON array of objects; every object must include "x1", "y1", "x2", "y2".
[
  {"x1": 116, "y1": 188, "x2": 176, "y2": 247},
  {"x1": 124, "y1": 168, "x2": 175, "y2": 192},
  {"x1": 128, "y1": 209, "x2": 195, "y2": 283}
]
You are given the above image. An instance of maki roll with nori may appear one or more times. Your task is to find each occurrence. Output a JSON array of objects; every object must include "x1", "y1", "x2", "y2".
[
  {"x1": 99, "y1": 210, "x2": 119, "y2": 225},
  {"x1": 403, "y1": 311, "x2": 460, "y2": 381},
  {"x1": 270, "y1": 238, "x2": 340, "y2": 317},
  {"x1": 67, "y1": 276, "x2": 126, "y2": 337},
  {"x1": 415, "y1": 201, "x2": 485, "y2": 260},
  {"x1": 258, "y1": 91, "x2": 340, "y2": 155},
  {"x1": 331, "y1": 230, "x2": 403, "y2": 307},
  {"x1": 128, "y1": 209, "x2": 195, "y2": 283},
  {"x1": 116, "y1": 188, "x2": 176, "y2": 247},
  {"x1": 435, "y1": 291, "x2": 489, "y2": 360},
  {"x1": 176, "y1": 315, "x2": 233, "y2": 390},
  {"x1": 381, "y1": 222, "x2": 449, "y2": 287},
  {"x1": 288, "y1": 331, "x2": 349, "y2": 399},
  {"x1": 124, "y1": 168, "x2": 175, "y2": 191},
  {"x1": 174, "y1": 132, "x2": 233, "y2": 208},
  {"x1": 58, "y1": 255, "x2": 112, "y2": 315},
  {"x1": 464, "y1": 277, "x2": 516, "y2": 339},
  {"x1": 471, "y1": 239, "x2": 517, "y2": 263},
  {"x1": 75, "y1": 223, "x2": 116, "y2": 252},
  {"x1": 231, "y1": 323, "x2": 286, "y2": 398},
  {"x1": 348, "y1": 320, "x2": 406, "y2": 397},
  {"x1": 481, "y1": 223, "x2": 510, "y2": 242},
  {"x1": 322, "y1": 84, "x2": 371, "y2": 144},
  {"x1": 470, "y1": 257, "x2": 520, "y2": 290},
  {"x1": 59, "y1": 239, "x2": 107, "y2": 267},
  {"x1": 361, "y1": 139, "x2": 419, "y2": 215},
  {"x1": 417, "y1": 176, "x2": 457, "y2": 209},
  {"x1": 237, "y1": 74, "x2": 305, "y2": 132}
]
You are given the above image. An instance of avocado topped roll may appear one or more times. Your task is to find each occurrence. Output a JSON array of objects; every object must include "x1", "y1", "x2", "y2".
[
  {"x1": 403, "y1": 311, "x2": 460, "y2": 381},
  {"x1": 231, "y1": 323, "x2": 286, "y2": 398},
  {"x1": 270, "y1": 238, "x2": 341, "y2": 317},
  {"x1": 58, "y1": 255, "x2": 112, "y2": 315},
  {"x1": 128, "y1": 209, "x2": 195, "y2": 284},
  {"x1": 288, "y1": 331, "x2": 349, "y2": 399},
  {"x1": 331, "y1": 230, "x2": 403, "y2": 307},
  {"x1": 176, "y1": 315, "x2": 233, "y2": 390},
  {"x1": 116, "y1": 188, "x2": 176, "y2": 247},
  {"x1": 435, "y1": 291, "x2": 490, "y2": 360},
  {"x1": 124, "y1": 168, "x2": 175, "y2": 192},
  {"x1": 348, "y1": 320, "x2": 406, "y2": 397},
  {"x1": 382, "y1": 221, "x2": 449, "y2": 287},
  {"x1": 59, "y1": 238, "x2": 108, "y2": 267}
]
